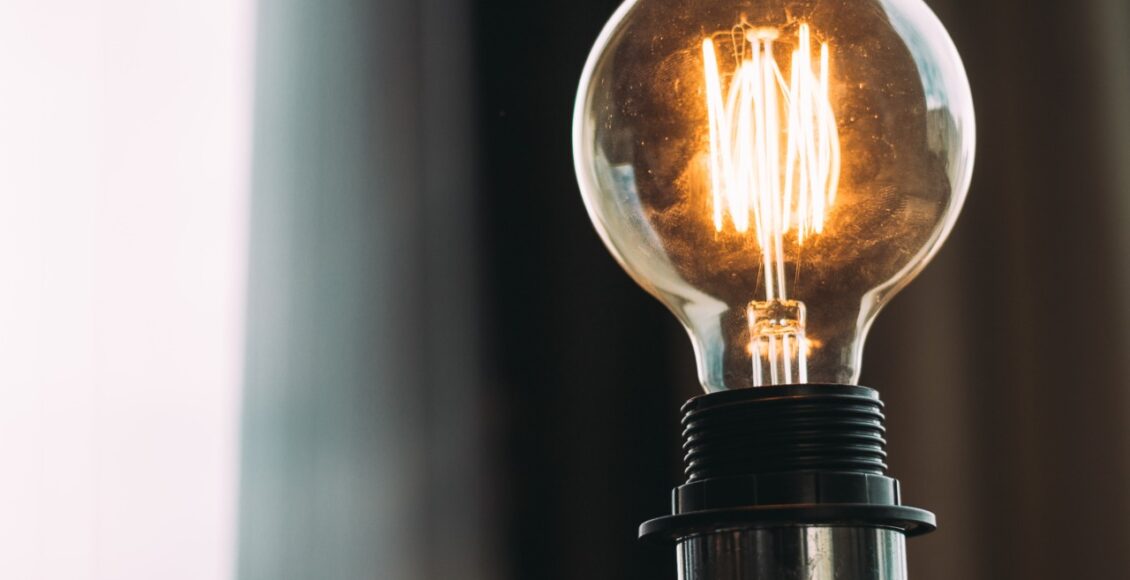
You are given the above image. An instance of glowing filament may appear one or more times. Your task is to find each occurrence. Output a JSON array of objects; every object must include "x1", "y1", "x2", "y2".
[
  {"x1": 703, "y1": 23, "x2": 839, "y2": 386},
  {"x1": 702, "y1": 23, "x2": 840, "y2": 301}
]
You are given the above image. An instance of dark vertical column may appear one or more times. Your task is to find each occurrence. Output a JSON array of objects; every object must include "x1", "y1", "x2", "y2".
[
  {"x1": 474, "y1": 0, "x2": 689, "y2": 578},
  {"x1": 237, "y1": 0, "x2": 492, "y2": 578}
]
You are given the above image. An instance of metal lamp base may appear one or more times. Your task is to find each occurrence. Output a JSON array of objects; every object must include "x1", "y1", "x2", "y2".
[
  {"x1": 678, "y1": 526, "x2": 907, "y2": 580},
  {"x1": 643, "y1": 385, "x2": 931, "y2": 580}
]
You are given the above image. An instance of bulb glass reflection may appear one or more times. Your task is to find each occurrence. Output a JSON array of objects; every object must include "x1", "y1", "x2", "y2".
[{"x1": 573, "y1": 0, "x2": 974, "y2": 391}]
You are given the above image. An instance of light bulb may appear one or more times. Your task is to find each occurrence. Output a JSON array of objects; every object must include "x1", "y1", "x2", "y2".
[{"x1": 573, "y1": 0, "x2": 974, "y2": 391}]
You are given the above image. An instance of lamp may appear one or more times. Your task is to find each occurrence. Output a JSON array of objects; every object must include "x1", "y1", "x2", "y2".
[{"x1": 572, "y1": 0, "x2": 974, "y2": 577}]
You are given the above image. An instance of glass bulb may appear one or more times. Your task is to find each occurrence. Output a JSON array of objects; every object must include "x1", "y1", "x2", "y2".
[{"x1": 573, "y1": 0, "x2": 975, "y2": 391}]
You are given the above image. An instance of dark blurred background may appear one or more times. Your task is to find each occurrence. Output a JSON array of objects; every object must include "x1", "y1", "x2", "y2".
[{"x1": 236, "y1": 1, "x2": 1130, "y2": 580}]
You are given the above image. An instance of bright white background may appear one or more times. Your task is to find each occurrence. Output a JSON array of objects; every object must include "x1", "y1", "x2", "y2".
[{"x1": 0, "y1": 1, "x2": 254, "y2": 579}]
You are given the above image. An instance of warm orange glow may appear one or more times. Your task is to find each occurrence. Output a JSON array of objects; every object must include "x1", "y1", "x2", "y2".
[
  {"x1": 746, "y1": 335, "x2": 821, "y2": 358},
  {"x1": 703, "y1": 23, "x2": 840, "y2": 301},
  {"x1": 704, "y1": 22, "x2": 840, "y2": 385}
]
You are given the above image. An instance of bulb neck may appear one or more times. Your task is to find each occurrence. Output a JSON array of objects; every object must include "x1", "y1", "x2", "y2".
[{"x1": 641, "y1": 384, "x2": 934, "y2": 580}]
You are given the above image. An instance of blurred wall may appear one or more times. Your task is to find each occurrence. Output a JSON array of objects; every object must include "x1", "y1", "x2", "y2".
[{"x1": 0, "y1": 2, "x2": 252, "y2": 578}]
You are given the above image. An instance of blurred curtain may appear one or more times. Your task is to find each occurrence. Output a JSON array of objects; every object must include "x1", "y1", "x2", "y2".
[
  {"x1": 237, "y1": 0, "x2": 1130, "y2": 579},
  {"x1": 871, "y1": 1, "x2": 1130, "y2": 579},
  {"x1": 237, "y1": 0, "x2": 493, "y2": 578}
]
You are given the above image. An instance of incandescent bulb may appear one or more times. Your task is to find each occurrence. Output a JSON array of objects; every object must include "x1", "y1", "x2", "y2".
[{"x1": 573, "y1": 0, "x2": 975, "y2": 391}]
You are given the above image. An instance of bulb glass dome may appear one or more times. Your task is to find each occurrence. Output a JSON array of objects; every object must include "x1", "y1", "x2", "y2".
[{"x1": 573, "y1": 0, "x2": 975, "y2": 391}]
